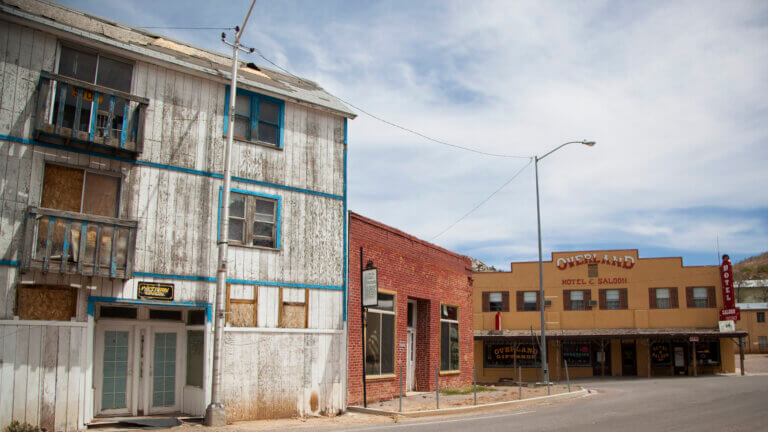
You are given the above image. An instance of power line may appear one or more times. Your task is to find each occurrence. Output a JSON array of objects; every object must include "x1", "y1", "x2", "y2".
[
  {"x1": 140, "y1": 26, "x2": 235, "y2": 30},
  {"x1": 431, "y1": 158, "x2": 533, "y2": 241},
  {"x1": 253, "y1": 50, "x2": 530, "y2": 159}
]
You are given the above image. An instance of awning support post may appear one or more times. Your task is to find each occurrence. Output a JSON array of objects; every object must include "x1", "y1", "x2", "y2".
[
  {"x1": 646, "y1": 339, "x2": 651, "y2": 378},
  {"x1": 739, "y1": 336, "x2": 745, "y2": 376}
]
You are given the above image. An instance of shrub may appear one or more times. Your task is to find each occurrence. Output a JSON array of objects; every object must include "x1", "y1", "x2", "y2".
[{"x1": 3, "y1": 421, "x2": 42, "y2": 432}]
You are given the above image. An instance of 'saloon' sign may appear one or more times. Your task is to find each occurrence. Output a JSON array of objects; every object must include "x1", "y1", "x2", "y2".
[{"x1": 362, "y1": 268, "x2": 378, "y2": 307}]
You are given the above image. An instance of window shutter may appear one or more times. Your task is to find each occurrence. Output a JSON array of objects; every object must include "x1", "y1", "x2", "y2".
[
  {"x1": 599, "y1": 289, "x2": 607, "y2": 310},
  {"x1": 649, "y1": 288, "x2": 656, "y2": 309},
  {"x1": 501, "y1": 292, "x2": 510, "y2": 312},
  {"x1": 584, "y1": 290, "x2": 592, "y2": 310},
  {"x1": 482, "y1": 292, "x2": 490, "y2": 312},
  {"x1": 707, "y1": 286, "x2": 716, "y2": 308},
  {"x1": 619, "y1": 288, "x2": 628, "y2": 309},
  {"x1": 563, "y1": 290, "x2": 571, "y2": 311},
  {"x1": 516, "y1": 291, "x2": 524, "y2": 311},
  {"x1": 536, "y1": 291, "x2": 541, "y2": 311},
  {"x1": 670, "y1": 288, "x2": 679, "y2": 308},
  {"x1": 686, "y1": 287, "x2": 694, "y2": 307}
]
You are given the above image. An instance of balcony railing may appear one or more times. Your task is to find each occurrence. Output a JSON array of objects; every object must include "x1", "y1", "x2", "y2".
[
  {"x1": 35, "y1": 71, "x2": 149, "y2": 158},
  {"x1": 21, "y1": 207, "x2": 138, "y2": 279}
]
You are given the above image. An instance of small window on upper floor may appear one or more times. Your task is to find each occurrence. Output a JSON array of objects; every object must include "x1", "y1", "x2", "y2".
[
  {"x1": 588, "y1": 263, "x2": 598, "y2": 278},
  {"x1": 226, "y1": 88, "x2": 284, "y2": 148},
  {"x1": 757, "y1": 312, "x2": 765, "y2": 323},
  {"x1": 227, "y1": 190, "x2": 280, "y2": 249},
  {"x1": 41, "y1": 163, "x2": 120, "y2": 217},
  {"x1": 55, "y1": 46, "x2": 133, "y2": 137},
  {"x1": 489, "y1": 292, "x2": 503, "y2": 312}
]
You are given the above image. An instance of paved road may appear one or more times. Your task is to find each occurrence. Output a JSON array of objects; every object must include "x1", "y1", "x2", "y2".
[{"x1": 320, "y1": 375, "x2": 767, "y2": 432}]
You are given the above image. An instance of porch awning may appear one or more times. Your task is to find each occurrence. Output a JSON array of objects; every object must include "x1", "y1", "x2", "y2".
[{"x1": 474, "y1": 328, "x2": 748, "y2": 340}]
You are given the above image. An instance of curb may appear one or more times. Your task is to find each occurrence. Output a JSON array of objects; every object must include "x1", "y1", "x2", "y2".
[{"x1": 347, "y1": 387, "x2": 589, "y2": 418}]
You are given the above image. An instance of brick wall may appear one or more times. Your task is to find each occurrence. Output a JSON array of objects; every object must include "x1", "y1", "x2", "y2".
[{"x1": 347, "y1": 212, "x2": 473, "y2": 405}]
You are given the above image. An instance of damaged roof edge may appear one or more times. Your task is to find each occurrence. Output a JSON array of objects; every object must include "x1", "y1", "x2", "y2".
[{"x1": 0, "y1": 0, "x2": 357, "y2": 119}]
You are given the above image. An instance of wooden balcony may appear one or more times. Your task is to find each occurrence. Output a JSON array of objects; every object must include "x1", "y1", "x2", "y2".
[
  {"x1": 21, "y1": 207, "x2": 138, "y2": 279},
  {"x1": 35, "y1": 71, "x2": 149, "y2": 158}
]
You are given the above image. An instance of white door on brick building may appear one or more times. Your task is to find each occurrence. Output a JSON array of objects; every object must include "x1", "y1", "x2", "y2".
[{"x1": 406, "y1": 300, "x2": 417, "y2": 391}]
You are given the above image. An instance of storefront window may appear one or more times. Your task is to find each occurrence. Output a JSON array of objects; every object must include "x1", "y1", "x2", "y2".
[
  {"x1": 365, "y1": 292, "x2": 395, "y2": 376},
  {"x1": 562, "y1": 342, "x2": 591, "y2": 367},
  {"x1": 695, "y1": 341, "x2": 720, "y2": 366},
  {"x1": 650, "y1": 342, "x2": 672, "y2": 366},
  {"x1": 484, "y1": 342, "x2": 540, "y2": 368},
  {"x1": 186, "y1": 330, "x2": 204, "y2": 388},
  {"x1": 440, "y1": 305, "x2": 459, "y2": 371}
]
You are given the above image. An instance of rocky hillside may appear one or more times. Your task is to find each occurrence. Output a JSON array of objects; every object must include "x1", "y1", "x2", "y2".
[
  {"x1": 471, "y1": 258, "x2": 499, "y2": 272},
  {"x1": 734, "y1": 252, "x2": 768, "y2": 280}
]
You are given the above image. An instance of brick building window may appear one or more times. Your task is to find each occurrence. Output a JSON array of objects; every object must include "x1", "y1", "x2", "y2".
[
  {"x1": 366, "y1": 292, "x2": 395, "y2": 376},
  {"x1": 757, "y1": 312, "x2": 765, "y2": 323},
  {"x1": 517, "y1": 291, "x2": 539, "y2": 311},
  {"x1": 686, "y1": 287, "x2": 715, "y2": 309},
  {"x1": 599, "y1": 289, "x2": 628, "y2": 310},
  {"x1": 440, "y1": 304, "x2": 459, "y2": 372}
]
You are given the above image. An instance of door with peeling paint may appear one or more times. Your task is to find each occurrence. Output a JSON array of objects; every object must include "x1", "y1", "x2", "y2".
[{"x1": 406, "y1": 300, "x2": 417, "y2": 391}]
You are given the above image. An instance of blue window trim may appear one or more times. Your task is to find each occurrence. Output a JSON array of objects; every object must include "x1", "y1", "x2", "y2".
[
  {"x1": 216, "y1": 186, "x2": 282, "y2": 249},
  {"x1": 223, "y1": 85, "x2": 285, "y2": 149},
  {"x1": 87, "y1": 296, "x2": 213, "y2": 323}
]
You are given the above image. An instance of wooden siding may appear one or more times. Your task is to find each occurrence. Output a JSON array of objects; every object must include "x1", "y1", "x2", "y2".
[{"x1": 0, "y1": 322, "x2": 89, "y2": 432}]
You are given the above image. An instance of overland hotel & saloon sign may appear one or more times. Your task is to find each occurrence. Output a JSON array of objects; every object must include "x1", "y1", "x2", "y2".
[{"x1": 556, "y1": 251, "x2": 636, "y2": 286}]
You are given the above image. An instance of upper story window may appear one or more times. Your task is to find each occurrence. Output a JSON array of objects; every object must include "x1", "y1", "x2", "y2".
[
  {"x1": 517, "y1": 291, "x2": 539, "y2": 311},
  {"x1": 225, "y1": 88, "x2": 284, "y2": 148},
  {"x1": 758, "y1": 312, "x2": 766, "y2": 323},
  {"x1": 41, "y1": 163, "x2": 120, "y2": 217},
  {"x1": 599, "y1": 288, "x2": 627, "y2": 310},
  {"x1": 564, "y1": 289, "x2": 592, "y2": 311},
  {"x1": 483, "y1": 291, "x2": 508, "y2": 312},
  {"x1": 55, "y1": 46, "x2": 133, "y2": 137},
  {"x1": 226, "y1": 190, "x2": 280, "y2": 249},
  {"x1": 570, "y1": 290, "x2": 585, "y2": 310},
  {"x1": 588, "y1": 263, "x2": 598, "y2": 278},
  {"x1": 687, "y1": 287, "x2": 714, "y2": 309},
  {"x1": 655, "y1": 288, "x2": 670, "y2": 309}
]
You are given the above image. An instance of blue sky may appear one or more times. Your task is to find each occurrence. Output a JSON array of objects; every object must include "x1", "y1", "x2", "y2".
[{"x1": 61, "y1": 0, "x2": 768, "y2": 267}]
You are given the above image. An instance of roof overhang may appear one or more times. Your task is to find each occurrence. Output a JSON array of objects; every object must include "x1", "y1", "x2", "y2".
[{"x1": 475, "y1": 328, "x2": 748, "y2": 341}]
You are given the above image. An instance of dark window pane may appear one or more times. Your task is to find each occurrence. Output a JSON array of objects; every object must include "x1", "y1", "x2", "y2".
[
  {"x1": 96, "y1": 56, "x2": 132, "y2": 93},
  {"x1": 381, "y1": 314, "x2": 395, "y2": 374},
  {"x1": 441, "y1": 322, "x2": 449, "y2": 370},
  {"x1": 376, "y1": 293, "x2": 395, "y2": 311},
  {"x1": 59, "y1": 46, "x2": 97, "y2": 82},
  {"x1": 365, "y1": 312, "x2": 381, "y2": 375},
  {"x1": 149, "y1": 309, "x2": 182, "y2": 321},
  {"x1": 449, "y1": 322, "x2": 459, "y2": 370},
  {"x1": 228, "y1": 219, "x2": 244, "y2": 242},
  {"x1": 186, "y1": 330, "x2": 204, "y2": 388},
  {"x1": 100, "y1": 306, "x2": 137, "y2": 319},
  {"x1": 259, "y1": 101, "x2": 280, "y2": 123},
  {"x1": 229, "y1": 195, "x2": 245, "y2": 218},
  {"x1": 258, "y1": 122, "x2": 278, "y2": 144},
  {"x1": 252, "y1": 237, "x2": 274, "y2": 248},
  {"x1": 234, "y1": 117, "x2": 249, "y2": 139},
  {"x1": 235, "y1": 94, "x2": 250, "y2": 116},
  {"x1": 441, "y1": 305, "x2": 458, "y2": 320},
  {"x1": 187, "y1": 310, "x2": 206, "y2": 325},
  {"x1": 255, "y1": 199, "x2": 275, "y2": 219},
  {"x1": 253, "y1": 221, "x2": 273, "y2": 237},
  {"x1": 407, "y1": 302, "x2": 413, "y2": 327}
]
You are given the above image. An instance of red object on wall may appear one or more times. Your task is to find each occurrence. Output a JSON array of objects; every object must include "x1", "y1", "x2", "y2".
[
  {"x1": 720, "y1": 255, "x2": 736, "y2": 310},
  {"x1": 347, "y1": 212, "x2": 473, "y2": 405},
  {"x1": 495, "y1": 311, "x2": 501, "y2": 330}
]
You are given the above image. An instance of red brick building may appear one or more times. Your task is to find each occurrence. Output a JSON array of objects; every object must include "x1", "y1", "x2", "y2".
[{"x1": 347, "y1": 212, "x2": 474, "y2": 405}]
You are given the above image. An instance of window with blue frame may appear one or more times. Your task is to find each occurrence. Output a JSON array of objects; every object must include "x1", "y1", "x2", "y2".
[
  {"x1": 227, "y1": 88, "x2": 284, "y2": 148},
  {"x1": 220, "y1": 187, "x2": 281, "y2": 250}
]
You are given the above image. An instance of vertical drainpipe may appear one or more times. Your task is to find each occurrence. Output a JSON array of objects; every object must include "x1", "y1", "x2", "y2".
[{"x1": 342, "y1": 117, "x2": 349, "y2": 410}]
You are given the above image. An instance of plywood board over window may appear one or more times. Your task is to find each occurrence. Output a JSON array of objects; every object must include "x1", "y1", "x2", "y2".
[
  {"x1": 15, "y1": 285, "x2": 77, "y2": 320},
  {"x1": 226, "y1": 284, "x2": 258, "y2": 327},
  {"x1": 279, "y1": 287, "x2": 308, "y2": 328}
]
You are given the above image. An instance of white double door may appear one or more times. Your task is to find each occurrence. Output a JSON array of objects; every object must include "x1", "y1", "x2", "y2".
[{"x1": 94, "y1": 322, "x2": 185, "y2": 416}]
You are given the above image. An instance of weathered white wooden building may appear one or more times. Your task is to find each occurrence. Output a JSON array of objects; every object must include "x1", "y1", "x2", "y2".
[{"x1": 0, "y1": 1, "x2": 354, "y2": 429}]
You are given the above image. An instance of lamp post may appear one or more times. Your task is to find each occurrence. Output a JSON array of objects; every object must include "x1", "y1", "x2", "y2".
[{"x1": 534, "y1": 140, "x2": 595, "y2": 395}]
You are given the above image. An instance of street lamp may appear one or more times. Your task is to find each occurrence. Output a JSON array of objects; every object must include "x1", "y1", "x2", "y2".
[{"x1": 534, "y1": 140, "x2": 595, "y2": 394}]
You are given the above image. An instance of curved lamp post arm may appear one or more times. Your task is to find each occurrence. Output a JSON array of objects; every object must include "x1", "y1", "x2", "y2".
[{"x1": 538, "y1": 140, "x2": 595, "y2": 162}]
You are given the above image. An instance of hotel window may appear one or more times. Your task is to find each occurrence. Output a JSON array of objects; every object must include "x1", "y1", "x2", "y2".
[
  {"x1": 483, "y1": 291, "x2": 508, "y2": 312},
  {"x1": 440, "y1": 305, "x2": 460, "y2": 372},
  {"x1": 687, "y1": 287, "x2": 714, "y2": 309},
  {"x1": 570, "y1": 290, "x2": 585, "y2": 310},
  {"x1": 366, "y1": 292, "x2": 395, "y2": 376},
  {"x1": 599, "y1": 288, "x2": 627, "y2": 310},
  {"x1": 655, "y1": 288, "x2": 670, "y2": 309},
  {"x1": 650, "y1": 288, "x2": 678, "y2": 309},
  {"x1": 588, "y1": 263, "x2": 598, "y2": 278},
  {"x1": 517, "y1": 291, "x2": 539, "y2": 311},
  {"x1": 759, "y1": 336, "x2": 768, "y2": 349},
  {"x1": 757, "y1": 312, "x2": 765, "y2": 323},
  {"x1": 228, "y1": 191, "x2": 279, "y2": 249},
  {"x1": 225, "y1": 88, "x2": 284, "y2": 148}
]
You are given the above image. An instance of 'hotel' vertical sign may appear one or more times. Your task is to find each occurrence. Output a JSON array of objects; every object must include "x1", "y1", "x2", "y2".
[{"x1": 719, "y1": 254, "x2": 740, "y2": 321}]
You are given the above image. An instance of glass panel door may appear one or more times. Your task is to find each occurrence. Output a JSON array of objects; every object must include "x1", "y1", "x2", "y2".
[
  {"x1": 102, "y1": 330, "x2": 130, "y2": 410},
  {"x1": 152, "y1": 332, "x2": 177, "y2": 408}
]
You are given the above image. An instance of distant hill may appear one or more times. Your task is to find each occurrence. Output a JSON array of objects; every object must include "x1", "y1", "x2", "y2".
[
  {"x1": 734, "y1": 252, "x2": 768, "y2": 280},
  {"x1": 471, "y1": 258, "x2": 499, "y2": 272}
]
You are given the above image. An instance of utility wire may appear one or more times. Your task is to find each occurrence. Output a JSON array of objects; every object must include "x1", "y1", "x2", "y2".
[
  {"x1": 431, "y1": 158, "x2": 533, "y2": 241},
  {"x1": 140, "y1": 26, "x2": 236, "y2": 30},
  {"x1": 253, "y1": 50, "x2": 530, "y2": 159}
]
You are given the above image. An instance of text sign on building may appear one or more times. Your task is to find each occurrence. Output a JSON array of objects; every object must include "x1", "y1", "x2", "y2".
[
  {"x1": 137, "y1": 282, "x2": 174, "y2": 301},
  {"x1": 720, "y1": 255, "x2": 736, "y2": 309},
  {"x1": 361, "y1": 268, "x2": 378, "y2": 307},
  {"x1": 719, "y1": 308, "x2": 740, "y2": 322}
]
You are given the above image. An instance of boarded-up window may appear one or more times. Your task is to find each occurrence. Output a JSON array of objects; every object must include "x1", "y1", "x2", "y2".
[
  {"x1": 15, "y1": 285, "x2": 77, "y2": 321},
  {"x1": 226, "y1": 285, "x2": 258, "y2": 327},
  {"x1": 279, "y1": 287, "x2": 307, "y2": 328},
  {"x1": 41, "y1": 163, "x2": 120, "y2": 217}
]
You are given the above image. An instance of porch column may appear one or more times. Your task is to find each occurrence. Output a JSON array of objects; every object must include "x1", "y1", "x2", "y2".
[{"x1": 739, "y1": 336, "x2": 745, "y2": 376}]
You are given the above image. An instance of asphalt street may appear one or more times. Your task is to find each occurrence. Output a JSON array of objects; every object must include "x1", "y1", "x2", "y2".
[{"x1": 319, "y1": 375, "x2": 768, "y2": 432}]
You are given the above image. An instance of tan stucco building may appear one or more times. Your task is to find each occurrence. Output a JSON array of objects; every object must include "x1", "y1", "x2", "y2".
[
  {"x1": 473, "y1": 249, "x2": 746, "y2": 382},
  {"x1": 736, "y1": 303, "x2": 768, "y2": 353}
]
